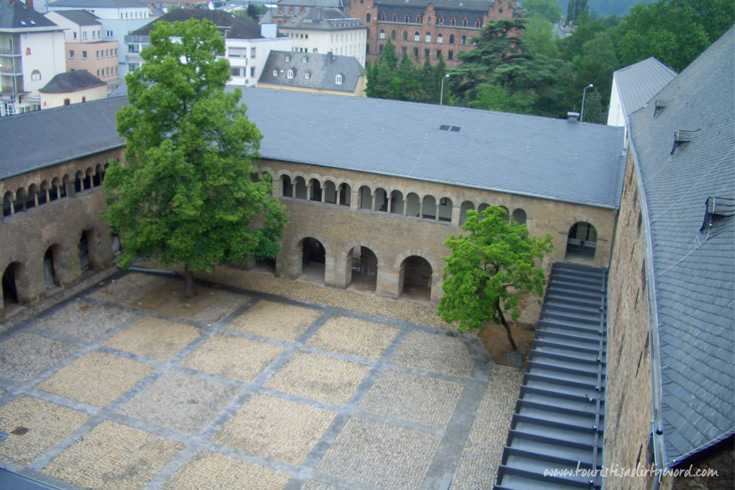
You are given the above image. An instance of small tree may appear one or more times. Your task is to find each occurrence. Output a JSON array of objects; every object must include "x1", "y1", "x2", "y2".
[
  {"x1": 104, "y1": 19, "x2": 287, "y2": 297},
  {"x1": 437, "y1": 206, "x2": 553, "y2": 350}
]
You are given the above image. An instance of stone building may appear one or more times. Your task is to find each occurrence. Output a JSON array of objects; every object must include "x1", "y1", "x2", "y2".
[
  {"x1": 1, "y1": 87, "x2": 625, "y2": 321},
  {"x1": 345, "y1": 0, "x2": 519, "y2": 66},
  {"x1": 258, "y1": 50, "x2": 366, "y2": 96}
]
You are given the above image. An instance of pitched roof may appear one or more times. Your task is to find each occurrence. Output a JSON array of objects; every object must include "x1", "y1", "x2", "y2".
[
  {"x1": 0, "y1": 89, "x2": 625, "y2": 209},
  {"x1": 613, "y1": 57, "x2": 677, "y2": 119},
  {"x1": 276, "y1": 0, "x2": 344, "y2": 8},
  {"x1": 259, "y1": 51, "x2": 364, "y2": 92},
  {"x1": 376, "y1": 0, "x2": 497, "y2": 13},
  {"x1": 629, "y1": 27, "x2": 735, "y2": 466},
  {"x1": 52, "y1": 9, "x2": 101, "y2": 25},
  {"x1": 280, "y1": 7, "x2": 363, "y2": 30},
  {"x1": 0, "y1": 97, "x2": 126, "y2": 180},
  {"x1": 48, "y1": 0, "x2": 148, "y2": 8},
  {"x1": 40, "y1": 70, "x2": 106, "y2": 93},
  {"x1": 0, "y1": 0, "x2": 60, "y2": 29},
  {"x1": 129, "y1": 9, "x2": 262, "y2": 39}
]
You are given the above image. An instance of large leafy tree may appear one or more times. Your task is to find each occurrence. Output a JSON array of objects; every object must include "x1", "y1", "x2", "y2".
[
  {"x1": 437, "y1": 206, "x2": 553, "y2": 350},
  {"x1": 522, "y1": 0, "x2": 562, "y2": 23},
  {"x1": 104, "y1": 19, "x2": 287, "y2": 297}
]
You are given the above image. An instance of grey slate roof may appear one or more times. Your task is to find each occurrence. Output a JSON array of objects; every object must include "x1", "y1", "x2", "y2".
[
  {"x1": 280, "y1": 7, "x2": 362, "y2": 30},
  {"x1": 129, "y1": 9, "x2": 262, "y2": 39},
  {"x1": 0, "y1": 88, "x2": 626, "y2": 209},
  {"x1": 277, "y1": 0, "x2": 344, "y2": 8},
  {"x1": 0, "y1": 97, "x2": 126, "y2": 180},
  {"x1": 0, "y1": 0, "x2": 60, "y2": 29},
  {"x1": 48, "y1": 0, "x2": 148, "y2": 8},
  {"x1": 52, "y1": 9, "x2": 101, "y2": 25},
  {"x1": 259, "y1": 51, "x2": 364, "y2": 93},
  {"x1": 613, "y1": 57, "x2": 676, "y2": 120},
  {"x1": 39, "y1": 70, "x2": 106, "y2": 93},
  {"x1": 376, "y1": 0, "x2": 495, "y2": 12},
  {"x1": 629, "y1": 27, "x2": 735, "y2": 465}
]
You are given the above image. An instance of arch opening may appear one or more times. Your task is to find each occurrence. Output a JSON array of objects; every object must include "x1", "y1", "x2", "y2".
[
  {"x1": 2, "y1": 262, "x2": 22, "y2": 306},
  {"x1": 346, "y1": 246, "x2": 378, "y2": 292},
  {"x1": 399, "y1": 255, "x2": 432, "y2": 302},
  {"x1": 309, "y1": 178, "x2": 322, "y2": 202},
  {"x1": 390, "y1": 190, "x2": 404, "y2": 214},
  {"x1": 44, "y1": 245, "x2": 62, "y2": 289},
  {"x1": 438, "y1": 197, "x2": 452, "y2": 222},
  {"x1": 374, "y1": 188, "x2": 388, "y2": 212},
  {"x1": 324, "y1": 181, "x2": 338, "y2": 204},
  {"x1": 281, "y1": 175, "x2": 293, "y2": 197},
  {"x1": 460, "y1": 201, "x2": 475, "y2": 225},
  {"x1": 565, "y1": 222, "x2": 597, "y2": 261},
  {"x1": 512, "y1": 208, "x2": 527, "y2": 225},
  {"x1": 339, "y1": 183, "x2": 351, "y2": 206},
  {"x1": 300, "y1": 237, "x2": 326, "y2": 284},
  {"x1": 294, "y1": 177, "x2": 308, "y2": 199},
  {"x1": 78, "y1": 230, "x2": 91, "y2": 272},
  {"x1": 359, "y1": 185, "x2": 372, "y2": 210}
]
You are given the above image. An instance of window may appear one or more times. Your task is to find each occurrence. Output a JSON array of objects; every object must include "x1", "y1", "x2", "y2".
[
  {"x1": 305, "y1": 72, "x2": 310, "y2": 79},
  {"x1": 96, "y1": 50, "x2": 100, "y2": 58},
  {"x1": 82, "y1": 31, "x2": 87, "y2": 40},
  {"x1": 250, "y1": 66, "x2": 255, "y2": 77},
  {"x1": 229, "y1": 47, "x2": 247, "y2": 58},
  {"x1": 413, "y1": 47, "x2": 418, "y2": 58},
  {"x1": 437, "y1": 33, "x2": 442, "y2": 44},
  {"x1": 380, "y1": 12, "x2": 385, "y2": 21},
  {"x1": 391, "y1": 30, "x2": 396, "y2": 40},
  {"x1": 231, "y1": 67, "x2": 242, "y2": 77},
  {"x1": 438, "y1": 15, "x2": 444, "y2": 24},
  {"x1": 82, "y1": 50, "x2": 87, "y2": 59},
  {"x1": 69, "y1": 50, "x2": 75, "y2": 58},
  {"x1": 250, "y1": 47, "x2": 256, "y2": 58},
  {"x1": 335, "y1": 74, "x2": 343, "y2": 85},
  {"x1": 474, "y1": 19, "x2": 480, "y2": 27},
  {"x1": 425, "y1": 33, "x2": 431, "y2": 42},
  {"x1": 379, "y1": 29, "x2": 385, "y2": 39},
  {"x1": 97, "y1": 69, "x2": 100, "y2": 76},
  {"x1": 379, "y1": 44, "x2": 384, "y2": 53},
  {"x1": 449, "y1": 34, "x2": 454, "y2": 44},
  {"x1": 462, "y1": 17, "x2": 468, "y2": 27},
  {"x1": 448, "y1": 50, "x2": 453, "y2": 60},
  {"x1": 366, "y1": 13, "x2": 370, "y2": 22},
  {"x1": 403, "y1": 31, "x2": 407, "y2": 40},
  {"x1": 272, "y1": 69, "x2": 278, "y2": 76},
  {"x1": 450, "y1": 17, "x2": 456, "y2": 26},
  {"x1": 427, "y1": 16, "x2": 431, "y2": 25},
  {"x1": 285, "y1": 55, "x2": 291, "y2": 62},
  {"x1": 115, "y1": 48, "x2": 118, "y2": 55},
  {"x1": 82, "y1": 96, "x2": 86, "y2": 102},
  {"x1": 392, "y1": 13, "x2": 397, "y2": 21},
  {"x1": 128, "y1": 44, "x2": 139, "y2": 53},
  {"x1": 404, "y1": 15, "x2": 409, "y2": 23},
  {"x1": 92, "y1": 30, "x2": 96, "y2": 38},
  {"x1": 402, "y1": 46, "x2": 407, "y2": 54},
  {"x1": 30, "y1": 70, "x2": 41, "y2": 81},
  {"x1": 461, "y1": 35, "x2": 466, "y2": 45},
  {"x1": 73, "y1": 32, "x2": 77, "y2": 39},
  {"x1": 436, "y1": 50, "x2": 442, "y2": 59},
  {"x1": 63, "y1": 98, "x2": 70, "y2": 105},
  {"x1": 287, "y1": 69, "x2": 294, "y2": 79},
  {"x1": 414, "y1": 32, "x2": 420, "y2": 41},
  {"x1": 424, "y1": 48, "x2": 429, "y2": 58}
]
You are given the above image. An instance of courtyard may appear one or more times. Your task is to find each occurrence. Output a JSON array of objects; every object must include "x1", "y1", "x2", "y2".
[{"x1": 0, "y1": 269, "x2": 522, "y2": 490}]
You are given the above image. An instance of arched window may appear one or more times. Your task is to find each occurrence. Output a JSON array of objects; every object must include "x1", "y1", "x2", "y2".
[
  {"x1": 512, "y1": 208, "x2": 527, "y2": 225},
  {"x1": 422, "y1": 195, "x2": 436, "y2": 219},
  {"x1": 380, "y1": 12, "x2": 386, "y2": 21},
  {"x1": 406, "y1": 193, "x2": 420, "y2": 217},
  {"x1": 392, "y1": 13, "x2": 397, "y2": 22},
  {"x1": 366, "y1": 13, "x2": 371, "y2": 22},
  {"x1": 287, "y1": 69, "x2": 294, "y2": 79},
  {"x1": 31, "y1": 70, "x2": 41, "y2": 81},
  {"x1": 281, "y1": 175, "x2": 293, "y2": 197},
  {"x1": 462, "y1": 17, "x2": 468, "y2": 27},
  {"x1": 373, "y1": 188, "x2": 388, "y2": 212},
  {"x1": 474, "y1": 19, "x2": 481, "y2": 28},
  {"x1": 459, "y1": 201, "x2": 474, "y2": 225},
  {"x1": 391, "y1": 30, "x2": 396, "y2": 40},
  {"x1": 404, "y1": 15, "x2": 409, "y2": 23},
  {"x1": 294, "y1": 177, "x2": 307, "y2": 199},
  {"x1": 414, "y1": 32, "x2": 420, "y2": 41},
  {"x1": 379, "y1": 29, "x2": 385, "y2": 39},
  {"x1": 390, "y1": 190, "x2": 404, "y2": 214},
  {"x1": 450, "y1": 17, "x2": 456, "y2": 26},
  {"x1": 425, "y1": 32, "x2": 431, "y2": 43},
  {"x1": 335, "y1": 74, "x2": 343, "y2": 85},
  {"x1": 437, "y1": 33, "x2": 443, "y2": 44},
  {"x1": 272, "y1": 69, "x2": 278, "y2": 77},
  {"x1": 438, "y1": 197, "x2": 452, "y2": 222},
  {"x1": 403, "y1": 31, "x2": 408, "y2": 40},
  {"x1": 399, "y1": 255, "x2": 432, "y2": 301},
  {"x1": 324, "y1": 181, "x2": 337, "y2": 204},
  {"x1": 415, "y1": 14, "x2": 421, "y2": 23},
  {"x1": 437, "y1": 15, "x2": 444, "y2": 24},
  {"x1": 359, "y1": 185, "x2": 372, "y2": 209},
  {"x1": 461, "y1": 35, "x2": 466, "y2": 45},
  {"x1": 449, "y1": 34, "x2": 454, "y2": 44},
  {"x1": 309, "y1": 178, "x2": 322, "y2": 201},
  {"x1": 565, "y1": 222, "x2": 598, "y2": 261}
]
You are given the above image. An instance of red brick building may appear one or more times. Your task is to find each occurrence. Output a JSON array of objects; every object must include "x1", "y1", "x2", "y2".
[{"x1": 346, "y1": 0, "x2": 519, "y2": 66}]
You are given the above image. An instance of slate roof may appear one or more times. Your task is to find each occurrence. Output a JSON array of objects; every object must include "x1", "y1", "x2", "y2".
[
  {"x1": 277, "y1": 0, "x2": 344, "y2": 8},
  {"x1": 613, "y1": 57, "x2": 677, "y2": 120},
  {"x1": 280, "y1": 7, "x2": 362, "y2": 30},
  {"x1": 629, "y1": 27, "x2": 735, "y2": 465},
  {"x1": 259, "y1": 51, "x2": 364, "y2": 93},
  {"x1": 129, "y1": 9, "x2": 262, "y2": 39},
  {"x1": 52, "y1": 9, "x2": 101, "y2": 26},
  {"x1": 0, "y1": 0, "x2": 60, "y2": 29},
  {"x1": 0, "y1": 97, "x2": 126, "y2": 180},
  {"x1": 376, "y1": 0, "x2": 496, "y2": 12},
  {"x1": 39, "y1": 70, "x2": 106, "y2": 93},
  {"x1": 0, "y1": 88, "x2": 625, "y2": 209},
  {"x1": 48, "y1": 0, "x2": 148, "y2": 8}
]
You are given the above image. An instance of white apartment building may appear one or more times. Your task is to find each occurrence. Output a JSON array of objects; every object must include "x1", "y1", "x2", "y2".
[{"x1": 279, "y1": 8, "x2": 366, "y2": 67}]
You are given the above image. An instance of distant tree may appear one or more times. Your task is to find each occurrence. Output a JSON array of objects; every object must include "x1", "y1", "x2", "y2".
[
  {"x1": 581, "y1": 88, "x2": 603, "y2": 123},
  {"x1": 104, "y1": 19, "x2": 287, "y2": 297},
  {"x1": 567, "y1": 0, "x2": 589, "y2": 23},
  {"x1": 523, "y1": 16, "x2": 560, "y2": 59},
  {"x1": 247, "y1": 3, "x2": 267, "y2": 19},
  {"x1": 568, "y1": 31, "x2": 618, "y2": 111},
  {"x1": 469, "y1": 84, "x2": 535, "y2": 113},
  {"x1": 437, "y1": 206, "x2": 553, "y2": 349},
  {"x1": 522, "y1": 0, "x2": 562, "y2": 23}
]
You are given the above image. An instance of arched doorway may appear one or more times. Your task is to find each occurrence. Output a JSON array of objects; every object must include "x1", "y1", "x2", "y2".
[
  {"x1": 44, "y1": 245, "x2": 62, "y2": 289},
  {"x1": 565, "y1": 222, "x2": 597, "y2": 261},
  {"x1": 300, "y1": 237, "x2": 326, "y2": 284},
  {"x1": 2, "y1": 262, "x2": 21, "y2": 306},
  {"x1": 78, "y1": 230, "x2": 91, "y2": 271},
  {"x1": 399, "y1": 255, "x2": 432, "y2": 302},
  {"x1": 346, "y1": 246, "x2": 378, "y2": 292}
]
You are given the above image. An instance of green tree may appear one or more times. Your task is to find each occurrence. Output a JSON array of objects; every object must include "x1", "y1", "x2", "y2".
[
  {"x1": 581, "y1": 88, "x2": 603, "y2": 122},
  {"x1": 104, "y1": 19, "x2": 287, "y2": 297},
  {"x1": 522, "y1": 0, "x2": 562, "y2": 23},
  {"x1": 567, "y1": 0, "x2": 589, "y2": 23},
  {"x1": 438, "y1": 206, "x2": 553, "y2": 349}
]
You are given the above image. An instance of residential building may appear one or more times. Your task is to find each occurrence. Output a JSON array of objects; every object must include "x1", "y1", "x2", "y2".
[
  {"x1": 278, "y1": 8, "x2": 366, "y2": 67},
  {"x1": 39, "y1": 69, "x2": 106, "y2": 108},
  {"x1": 45, "y1": 10, "x2": 121, "y2": 93},
  {"x1": 125, "y1": 9, "x2": 291, "y2": 86},
  {"x1": 258, "y1": 50, "x2": 366, "y2": 96},
  {"x1": 265, "y1": 0, "x2": 343, "y2": 25},
  {"x1": 346, "y1": 0, "x2": 520, "y2": 66},
  {"x1": 47, "y1": 0, "x2": 153, "y2": 77},
  {"x1": 0, "y1": 0, "x2": 65, "y2": 116}
]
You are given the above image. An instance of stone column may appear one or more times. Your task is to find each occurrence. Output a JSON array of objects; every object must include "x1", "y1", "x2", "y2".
[
  {"x1": 451, "y1": 205, "x2": 461, "y2": 226},
  {"x1": 376, "y1": 266, "x2": 401, "y2": 299}
]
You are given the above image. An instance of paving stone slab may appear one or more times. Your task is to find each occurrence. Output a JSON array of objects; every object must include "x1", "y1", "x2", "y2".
[
  {"x1": 390, "y1": 331, "x2": 474, "y2": 379},
  {"x1": 227, "y1": 300, "x2": 322, "y2": 342},
  {"x1": 42, "y1": 420, "x2": 184, "y2": 490},
  {"x1": 104, "y1": 316, "x2": 204, "y2": 362},
  {"x1": 37, "y1": 351, "x2": 156, "y2": 408},
  {"x1": 89, "y1": 273, "x2": 166, "y2": 305},
  {"x1": 359, "y1": 369, "x2": 464, "y2": 429},
  {"x1": 264, "y1": 352, "x2": 371, "y2": 406},
  {"x1": 0, "y1": 332, "x2": 78, "y2": 383},
  {"x1": 117, "y1": 371, "x2": 239, "y2": 435},
  {"x1": 0, "y1": 396, "x2": 90, "y2": 466},
  {"x1": 163, "y1": 450, "x2": 291, "y2": 490},
  {"x1": 316, "y1": 417, "x2": 440, "y2": 490},
  {"x1": 32, "y1": 299, "x2": 133, "y2": 342},
  {"x1": 212, "y1": 394, "x2": 336, "y2": 465},
  {"x1": 180, "y1": 334, "x2": 284, "y2": 383},
  {"x1": 306, "y1": 316, "x2": 399, "y2": 361}
]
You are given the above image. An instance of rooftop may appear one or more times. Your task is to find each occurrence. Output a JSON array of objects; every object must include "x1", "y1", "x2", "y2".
[
  {"x1": 259, "y1": 51, "x2": 364, "y2": 92},
  {"x1": 280, "y1": 7, "x2": 363, "y2": 30},
  {"x1": 40, "y1": 70, "x2": 106, "y2": 93},
  {"x1": 629, "y1": 27, "x2": 735, "y2": 465},
  {"x1": 613, "y1": 57, "x2": 677, "y2": 120},
  {"x1": 0, "y1": 0, "x2": 60, "y2": 30},
  {"x1": 48, "y1": 0, "x2": 148, "y2": 8},
  {"x1": 49, "y1": 9, "x2": 101, "y2": 26},
  {"x1": 129, "y1": 9, "x2": 263, "y2": 39}
]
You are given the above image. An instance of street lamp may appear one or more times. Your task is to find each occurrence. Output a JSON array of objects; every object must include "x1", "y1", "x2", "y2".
[
  {"x1": 580, "y1": 83, "x2": 594, "y2": 122},
  {"x1": 440, "y1": 73, "x2": 453, "y2": 106}
]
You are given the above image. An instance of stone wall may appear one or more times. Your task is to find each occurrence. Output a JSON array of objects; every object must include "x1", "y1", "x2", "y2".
[{"x1": 605, "y1": 152, "x2": 655, "y2": 489}]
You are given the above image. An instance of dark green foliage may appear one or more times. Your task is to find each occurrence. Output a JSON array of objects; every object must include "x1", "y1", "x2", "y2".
[
  {"x1": 521, "y1": 0, "x2": 563, "y2": 23},
  {"x1": 104, "y1": 19, "x2": 287, "y2": 295},
  {"x1": 567, "y1": 0, "x2": 589, "y2": 23},
  {"x1": 437, "y1": 206, "x2": 553, "y2": 347}
]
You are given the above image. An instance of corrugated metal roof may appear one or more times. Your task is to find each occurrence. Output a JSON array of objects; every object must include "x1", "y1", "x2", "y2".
[
  {"x1": 495, "y1": 262, "x2": 608, "y2": 490},
  {"x1": 613, "y1": 57, "x2": 676, "y2": 119},
  {"x1": 629, "y1": 27, "x2": 735, "y2": 465}
]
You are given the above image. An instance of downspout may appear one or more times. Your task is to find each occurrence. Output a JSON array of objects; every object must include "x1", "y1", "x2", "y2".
[{"x1": 628, "y1": 135, "x2": 667, "y2": 488}]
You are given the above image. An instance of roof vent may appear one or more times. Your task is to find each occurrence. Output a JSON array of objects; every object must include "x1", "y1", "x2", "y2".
[
  {"x1": 439, "y1": 125, "x2": 460, "y2": 132},
  {"x1": 567, "y1": 111, "x2": 580, "y2": 121},
  {"x1": 653, "y1": 99, "x2": 668, "y2": 119},
  {"x1": 700, "y1": 197, "x2": 735, "y2": 237},
  {"x1": 671, "y1": 129, "x2": 698, "y2": 154}
]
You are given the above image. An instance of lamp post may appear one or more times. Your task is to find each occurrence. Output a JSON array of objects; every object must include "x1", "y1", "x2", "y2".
[
  {"x1": 440, "y1": 73, "x2": 452, "y2": 106},
  {"x1": 580, "y1": 83, "x2": 594, "y2": 122}
]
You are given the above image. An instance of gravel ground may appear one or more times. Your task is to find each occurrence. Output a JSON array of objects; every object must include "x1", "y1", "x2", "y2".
[
  {"x1": 390, "y1": 331, "x2": 475, "y2": 379},
  {"x1": 0, "y1": 332, "x2": 78, "y2": 383},
  {"x1": 104, "y1": 316, "x2": 203, "y2": 362},
  {"x1": 212, "y1": 393, "x2": 337, "y2": 465},
  {"x1": 43, "y1": 420, "x2": 184, "y2": 490},
  {"x1": 306, "y1": 316, "x2": 399, "y2": 361},
  {"x1": 33, "y1": 298, "x2": 133, "y2": 342},
  {"x1": 228, "y1": 300, "x2": 322, "y2": 342},
  {"x1": 37, "y1": 350, "x2": 156, "y2": 407},
  {"x1": 264, "y1": 352, "x2": 372, "y2": 406}
]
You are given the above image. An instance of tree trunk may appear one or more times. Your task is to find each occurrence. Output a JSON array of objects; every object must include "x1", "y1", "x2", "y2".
[
  {"x1": 496, "y1": 302, "x2": 518, "y2": 351},
  {"x1": 184, "y1": 265, "x2": 195, "y2": 299}
]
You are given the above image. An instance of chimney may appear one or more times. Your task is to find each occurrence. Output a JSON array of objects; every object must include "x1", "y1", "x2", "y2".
[
  {"x1": 328, "y1": 51, "x2": 334, "y2": 63},
  {"x1": 260, "y1": 23, "x2": 277, "y2": 38},
  {"x1": 567, "y1": 111, "x2": 580, "y2": 122},
  {"x1": 25, "y1": 0, "x2": 34, "y2": 9}
]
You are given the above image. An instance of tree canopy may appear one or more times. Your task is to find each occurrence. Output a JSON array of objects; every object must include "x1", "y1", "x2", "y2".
[
  {"x1": 104, "y1": 19, "x2": 287, "y2": 296},
  {"x1": 437, "y1": 206, "x2": 553, "y2": 349}
]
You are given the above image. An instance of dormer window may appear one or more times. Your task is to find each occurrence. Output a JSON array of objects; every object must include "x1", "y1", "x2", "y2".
[
  {"x1": 287, "y1": 69, "x2": 294, "y2": 79},
  {"x1": 285, "y1": 55, "x2": 290, "y2": 62},
  {"x1": 272, "y1": 69, "x2": 278, "y2": 76},
  {"x1": 654, "y1": 99, "x2": 668, "y2": 119},
  {"x1": 700, "y1": 197, "x2": 735, "y2": 237},
  {"x1": 335, "y1": 74, "x2": 343, "y2": 85},
  {"x1": 305, "y1": 72, "x2": 310, "y2": 79},
  {"x1": 671, "y1": 129, "x2": 697, "y2": 155}
]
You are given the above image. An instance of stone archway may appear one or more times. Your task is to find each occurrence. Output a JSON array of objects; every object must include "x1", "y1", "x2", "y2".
[
  {"x1": 44, "y1": 244, "x2": 62, "y2": 289},
  {"x1": 2, "y1": 262, "x2": 21, "y2": 305},
  {"x1": 300, "y1": 237, "x2": 326, "y2": 284},
  {"x1": 399, "y1": 255, "x2": 433, "y2": 302},
  {"x1": 346, "y1": 246, "x2": 378, "y2": 292},
  {"x1": 565, "y1": 222, "x2": 598, "y2": 261}
]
